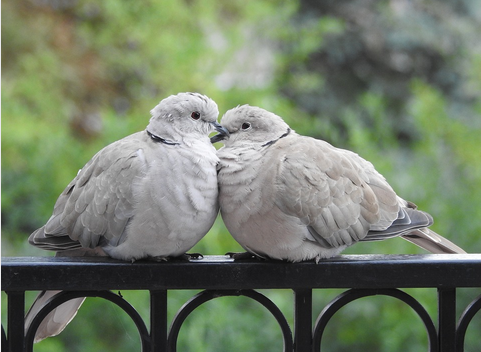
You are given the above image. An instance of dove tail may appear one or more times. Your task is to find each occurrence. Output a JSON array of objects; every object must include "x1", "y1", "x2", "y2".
[
  {"x1": 401, "y1": 228, "x2": 466, "y2": 254},
  {"x1": 25, "y1": 290, "x2": 85, "y2": 343}
]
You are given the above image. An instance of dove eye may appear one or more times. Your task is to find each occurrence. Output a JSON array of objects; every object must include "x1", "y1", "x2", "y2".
[
  {"x1": 191, "y1": 111, "x2": 201, "y2": 120},
  {"x1": 241, "y1": 122, "x2": 251, "y2": 130}
]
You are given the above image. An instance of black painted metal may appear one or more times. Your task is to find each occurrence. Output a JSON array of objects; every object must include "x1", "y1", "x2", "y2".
[
  {"x1": 6, "y1": 291, "x2": 25, "y2": 352},
  {"x1": 23, "y1": 290, "x2": 150, "y2": 352},
  {"x1": 438, "y1": 288, "x2": 457, "y2": 352},
  {"x1": 150, "y1": 290, "x2": 168, "y2": 352},
  {"x1": 312, "y1": 288, "x2": 438, "y2": 352},
  {"x1": 293, "y1": 289, "x2": 313, "y2": 352},
  {"x1": 3, "y1": 254, "x2": 481, "y2": 291},
  {"x1": 456, "y1": 294, "x2": 481, "y2": 352},
  {"x1": 2, "y1": 325, "x2": 7, "y2": 352},
  {"x1": 2, "y1": 254, "x2": 481, "y2": 352},
  {"x1": 167, "y1": 289, "x2": 293, "y2": 352}
]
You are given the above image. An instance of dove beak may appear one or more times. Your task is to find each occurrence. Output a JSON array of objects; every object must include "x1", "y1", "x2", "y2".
[{"x1": 210, "y1": 122, "x2": 230, "y2": 143}]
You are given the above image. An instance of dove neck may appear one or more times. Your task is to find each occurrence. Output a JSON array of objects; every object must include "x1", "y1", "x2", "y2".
[
  {"x1": 146, "y1": 130, "x2": 180, "y2": 146},
  {"x1": 262, "y1": 128, "x2": 291, "y2": 147}
]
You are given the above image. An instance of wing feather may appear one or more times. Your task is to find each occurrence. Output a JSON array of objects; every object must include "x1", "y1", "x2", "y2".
[
  {"x1": 275, "y1": 135, "x2": 401, "y2": 248},
  {"x1": 29, "y1": 133, "x2": 147, "y2": 251}
]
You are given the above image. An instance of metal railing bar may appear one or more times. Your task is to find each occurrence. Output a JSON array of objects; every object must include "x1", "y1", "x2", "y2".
[
  {"x1": 2, "y1": 255, "x2": 481, "y2": 351},
  {"x1": 23, "y1": 290, "x2": 150, "y2": 352},
  {"x1": 456, "y1": 293, "x2": 481, "y2": 352},
  {"x1": 3, "y1": 255, "x2": 481, "y2": 291},
  {"x1": 6, "y1": 291, "x2": 25, "y2": 352},
  {"x1": 438, "y1": 288, "x2": 457, "y2": 352},
  {"x1": 312, "y1": 288, "x2": 438, "y2": 352},
  {"x1": 150, "y1": 290, "x2": 168, "y2": 352},
  {"x1": 293, "y1": 289, "x2": 313, "y2": 352},
  {"x1": 167, "y1": 289, "x2": 293, "y2": 352}
]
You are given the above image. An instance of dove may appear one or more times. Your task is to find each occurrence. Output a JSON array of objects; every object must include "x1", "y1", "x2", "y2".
[
  {"x1": 25, "y1": 92, "x2": 229, "y2": 342},
  {"x1": 212, "y1": 105, "x2": 466, "y2": 263}
]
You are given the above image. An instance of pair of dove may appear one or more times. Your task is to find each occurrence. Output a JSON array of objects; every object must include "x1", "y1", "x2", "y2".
[{"x1": 26, "y1": 92, "x2": 465, "y2": 342}]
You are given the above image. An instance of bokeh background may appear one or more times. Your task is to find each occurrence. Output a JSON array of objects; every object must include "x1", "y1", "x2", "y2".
[{"x1": 2, "y1": 0, "x2": 481, "y2": 351}]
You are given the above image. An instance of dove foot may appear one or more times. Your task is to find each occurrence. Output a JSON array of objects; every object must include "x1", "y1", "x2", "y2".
[
  {"x1": 226, "y1": 252, "x2": 263, "y2": 261},
  {"x1": 138, "y1": 253, "x2": 204, "y2": 262},
  {"x1": 138, "y1": 256, "x2": 170, "y2": 262},
  {"x1": 184, "y1": 252, "x2": 204, "y2": 260},
  {"x1": 171, "y1": 253, "x2": 204, "y2": 261}
]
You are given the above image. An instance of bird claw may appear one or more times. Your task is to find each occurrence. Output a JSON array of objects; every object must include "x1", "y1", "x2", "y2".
[
  {"x1": 226, "y1": 252, "x2": 261, "y2": 261},
  {"x1": 141, "y1": 253, "x2": 204, "y2": 262},
  {"x1": 145, "y1": 256, "x2": 170, "y2": 262},
  {"x1": 184, "y1": 252, "x2": 204, "y2": 260}
]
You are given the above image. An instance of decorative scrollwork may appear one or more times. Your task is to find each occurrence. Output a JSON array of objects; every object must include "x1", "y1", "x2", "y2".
[
  {"x1": 312, "y1": 288, "x2": 438, "y2": 352},
  {"x1": 24, "y1": 291, "x2": 150, "y2": 352},
  {"x1": 167, "y1": 289, "x2": 293, "y2": 352},
  {"x1": 456, "y1": 293, "x2": 481, "y2": 351},
  {"x1": 1, "y1": 324, "x2": 6, "y2": 351},
  {"x1": 2, "y1": 255, "x2": 480, "y2": 351}
]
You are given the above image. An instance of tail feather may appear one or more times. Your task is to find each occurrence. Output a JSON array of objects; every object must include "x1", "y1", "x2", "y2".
[
  {"x1": 25, "y1": 290, "x2": 85, "y2": 343},
  {"x1": 401, "y1": 228, "x2": 466, "y2": 254}
]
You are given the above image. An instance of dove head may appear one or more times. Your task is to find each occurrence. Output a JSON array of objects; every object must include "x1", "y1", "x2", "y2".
[
  {"x1": 147, "y1": 92, "x2": 227, "y2": 141},
  {"x1": 212, "y1": 105, "x2": 291, "y2": 146}
]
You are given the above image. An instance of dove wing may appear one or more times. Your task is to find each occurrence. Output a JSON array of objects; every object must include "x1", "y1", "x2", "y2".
[
  {"x1": 274, "y1": 136, "x2": 400, "y2": 248},
  {"x1": 29, "y1": 132, "x2": 147, "y2": 251}
]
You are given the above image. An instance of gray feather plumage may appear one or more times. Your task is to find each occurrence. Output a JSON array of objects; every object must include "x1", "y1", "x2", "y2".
[
  {"x1": 215, "y1": 105, "x2": 465, "y2": 263},
  {"x1": 26, "y1": 92, "x2": 222, "y2": 342}
]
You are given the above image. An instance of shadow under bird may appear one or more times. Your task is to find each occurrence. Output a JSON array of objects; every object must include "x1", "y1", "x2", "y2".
[
  {"x1": 211, "y1": 105, "x2": 466, "y2": 263},
  {"x1": 25, "y1": 92, "x2": 229, "y2": 342}
]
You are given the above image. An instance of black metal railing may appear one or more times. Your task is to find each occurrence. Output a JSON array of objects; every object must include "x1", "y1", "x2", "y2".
[{"x1": 2, "y1": 254, "x2": 481, "y2": 352}]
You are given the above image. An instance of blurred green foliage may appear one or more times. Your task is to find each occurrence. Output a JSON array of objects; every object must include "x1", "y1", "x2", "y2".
[{"x1": 2, "y1": 0, "x2": 480, "y2": 351}]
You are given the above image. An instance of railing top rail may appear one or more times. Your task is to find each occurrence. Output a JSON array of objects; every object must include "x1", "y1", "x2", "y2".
[{"x1": 2, "y1": 254, "x2": 481, "y2": 291}]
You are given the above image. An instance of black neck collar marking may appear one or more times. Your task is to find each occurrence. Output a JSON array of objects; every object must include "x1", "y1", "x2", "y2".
[
  {"x1": 262, "y1": 128, "x2": 291, "y2": 147},
  {"x1": 147, "y1": 130, "x2": 180, "y2": 146}
]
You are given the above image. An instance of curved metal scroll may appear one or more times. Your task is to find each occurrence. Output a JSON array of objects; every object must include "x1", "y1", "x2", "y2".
[
  {"x1": 24, "y1": 290, "x2": 150, "y2": 352},
  {"x1": 167, "y1": 289, "x2": 293, "y2": 352},
  {"x1": 456, "y1": 293, "x2": 481, "y2": 351},
  {"x1": 1, "y1": 325, "x2": 6, "y2": 352},
  {"x1": 313, "y1": 288, "x2": 438, "y2": 352}
]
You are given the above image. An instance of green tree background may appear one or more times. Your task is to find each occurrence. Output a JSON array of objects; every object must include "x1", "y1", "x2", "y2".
[{"x1": 2, "y1": 0, "x2": 480, "y2": 351}]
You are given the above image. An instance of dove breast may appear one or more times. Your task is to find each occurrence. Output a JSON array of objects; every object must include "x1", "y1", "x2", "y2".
[{"x1": 104, "y1": 130, "x2": 220, "y2": 260}]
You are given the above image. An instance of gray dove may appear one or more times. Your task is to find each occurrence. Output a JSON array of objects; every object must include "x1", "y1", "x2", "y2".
[
  {"x1": 25, "y1": 92, "x2": 229, "y2": 342},
  {"x1": 212, "y1": 105, "x2": 465, "y2": 263}
]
